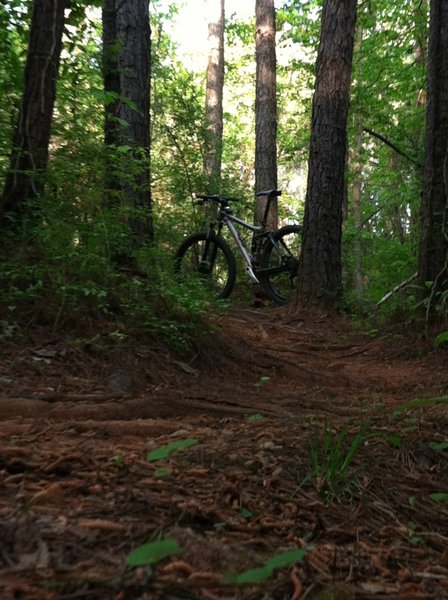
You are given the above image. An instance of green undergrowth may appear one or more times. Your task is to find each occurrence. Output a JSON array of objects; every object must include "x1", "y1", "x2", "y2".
[
  {"x1": 300, "y1": 421, "x2": 371, "y2": 502},
  {"x1": 0, "y1": 204, "x2": 226, "y2": 353}
]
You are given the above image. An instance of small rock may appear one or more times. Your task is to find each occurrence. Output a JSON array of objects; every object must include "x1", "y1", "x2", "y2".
[
  {"x1": 169, "y1": 429, "x2": 190, "y2": 438},
  {"x1": 106, "y1": 368, "x2": 133, "y2": 396},
  {"x1": 259, "y1": 441, "x2": 282, "y2": 450},
  {"x1": 173, "y1": 360, "x2": 199, "y2": 376}
]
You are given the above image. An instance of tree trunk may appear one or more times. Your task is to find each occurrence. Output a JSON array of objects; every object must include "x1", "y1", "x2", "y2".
[
  {"x1": 204, "y1": 0, "x2": 225, "y2": 194},
  {"x1": 103, "y1": 0, "x2": 120, "y2": 153},
  {"x1": 417, "y1": 0, "x2": 448, "y2": 309},
  {"x1": 352, "y1": 120, "x2": 363, "y2": 294},
  {"x1": 294, "y1": 0, "x2": 357, "y2": 309},
  {"x1": 389, "y1": 153, "x2": 406, "y2": 244},
  {"x1": 102, "y1": 0, "x2": 121, "y2": 206},
  {"x1": 254, "y1": 0, "x2": 278, "y2": 231},
  {"x1": 1, "y1": 0, "x2": 67, "y2": 223},
  {"x1": 102, "y1": 0, "x2": 153, "y2": 243}
]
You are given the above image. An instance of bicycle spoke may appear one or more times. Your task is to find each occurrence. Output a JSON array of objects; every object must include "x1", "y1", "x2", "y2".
[
  {"x1": 258, "y1": 225, "x2": 302, "y2": 305},
  {"x1": 174, "y1": 190, "x2": 299, "y2": 305},
  {"x1": 175, "y1": 233, "x2": 236, "y2": 300}
]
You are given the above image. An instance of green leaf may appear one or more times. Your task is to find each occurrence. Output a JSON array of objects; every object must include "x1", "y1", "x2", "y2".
[
  {"x1": 398, "y1": 397, "x2": 448, "y2": 410},
  {"x1": 429, "y1": 442, "x2": 448, "y2": 451},
  {"x1": 410, "y1": 536, "x2": 425, "y2": 545},
  {"x1": 240, "y1": 507, "x2": 253, "y2": 519},
  {"x1": 434, "y1": 331, "x2": 448, "y2": 347},
  {"x1": 126, "y1": 538, "x2": 182, "y2": 566},
  {"x1": 121, "y1": 96, "x2": 139, "y2": 111},
  {"x1": 402, "y1": 426, "x2": 418, "y2": 433},
  {"x1": 90, "y1": 88, "x2": 119, "y2": 104},
  {"x1": 429, "y1": 493, "x2": 448, "y2": 503},
  {"x1": 224, "y1": 565, "x2": 272, "y2": 584},
  {"x1": 116, "y1": 144, "x2": 133, "y2": 154},
  {"x1": 223, "y1": 548, "x2": 307, "y2": 584},
  {"x1": 247, "y1": 413, "x2": 264, "y2": 422},
  {"x1": 265, "y1": 548, "x2": 307, "y2": 570},
  {"x1": 255, "y1": 376, "x2": 271, "y2": 389},
  {"x1": 154, "y1": 467, "x2": 172, "y2": 479},
  {"x1": 147, "y1": 438, "x2": 199, "y2": 461},
  {"x1": 386, "y1": 434, "x2": 401, "y2": 448},
  {"x1": 111, "y1": 454, "x2": 124, "y2": 466}
]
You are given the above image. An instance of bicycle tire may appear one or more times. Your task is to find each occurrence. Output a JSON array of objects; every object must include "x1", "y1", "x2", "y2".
[
  {"x1": 175, "y1": 231, "x2": 237, "y2": 300},
  {"x1": 258, "y1": 224, "x2": 302, "y2": 305}
]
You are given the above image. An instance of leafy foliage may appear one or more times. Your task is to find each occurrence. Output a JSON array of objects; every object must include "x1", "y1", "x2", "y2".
[
  {"x1": 0, "y1": 2, "x2": 29, "y2": 182},
  {"x1": 344, "y1": 0, "x2": 427, "y2": 307},
  {"x1": 0, "y1": 180, "x2": 218, "y2": 351},
  {"x1": 0, "y1": 4, "x2": 228, "y2": 349},
  {"x1": 434, "y1": 331, "x2": 448, "y2": 348},
  {"x1": 126, "y1": 538, "x2": 182, "y2": 566},
  {"x1": 302, "y1": 422, "x2": 369, "y2": 501},
  {"x1": 429, "y1": 493, "x2": 448, "y2": 503},
  {"x1": 147, "y1": 439, "x2": 199, "y2": 461},
  {"x1": 0, "y1": 0, "x2": 444, "y2": 334},
  {"x1": 224, "y1": 548, "x2": 307, "y2": 584}
]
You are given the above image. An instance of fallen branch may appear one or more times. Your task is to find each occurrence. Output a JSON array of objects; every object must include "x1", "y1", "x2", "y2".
[
  {"x1": 363, "y1": 127, "x2": 421, "y2": 166},
  {"x1": 375, "y1": 272, "x2": 418, "y2": 309}
]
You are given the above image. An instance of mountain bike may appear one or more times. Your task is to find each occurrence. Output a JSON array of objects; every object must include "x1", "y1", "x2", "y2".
[{"x1": 174, "y1": 189, "x2": 302, "y2": 305}]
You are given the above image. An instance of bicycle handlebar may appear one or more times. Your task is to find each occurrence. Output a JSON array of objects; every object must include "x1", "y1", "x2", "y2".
[
  {"x1": 194, "y1": 189, "x2": 282, "y2": 205},
  {"x1": 195, "y1": 194, "x2": 239, "y2": 204}
]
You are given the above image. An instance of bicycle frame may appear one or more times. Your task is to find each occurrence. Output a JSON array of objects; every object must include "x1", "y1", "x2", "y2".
[
  {"x1": 178, "y1": 189, "x2": 300, "y2": 305},
  {"x1": 215, "y1": 210, "x2": 271, "y2": 284}
]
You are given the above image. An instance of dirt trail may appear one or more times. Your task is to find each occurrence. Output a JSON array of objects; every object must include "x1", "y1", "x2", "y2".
[{"x1": 1, "y1": 307, "x2": 448, "y2": 599}]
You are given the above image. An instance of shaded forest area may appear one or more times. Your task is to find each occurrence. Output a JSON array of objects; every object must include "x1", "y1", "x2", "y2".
[
  {"x1": 1, "y1": 0, "x2": 447, "y2": 333},
  {"x1": 0, "y1": 0, "x2": 448, "y2": 599}
]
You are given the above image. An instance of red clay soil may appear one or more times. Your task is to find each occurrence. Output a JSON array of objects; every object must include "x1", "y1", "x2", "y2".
[{"x1": 0, "y1": 306, "x2": 448, "y2": 599}]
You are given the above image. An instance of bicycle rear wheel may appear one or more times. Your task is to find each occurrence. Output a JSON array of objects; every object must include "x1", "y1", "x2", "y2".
[
  {"x1": 258, "y1": 224, "x2": 302, "y2": 305},
  {"x1": 175, "y1": 232, "x2": 236, "y2": 300}
]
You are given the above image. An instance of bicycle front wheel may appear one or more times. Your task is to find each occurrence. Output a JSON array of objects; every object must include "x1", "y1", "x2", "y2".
[
  {"x1": 175, "y1": 232, "x2": 236, "y2": 300},
  {"x1": 258, "y1": 224, "x2": 302, "y2": 305}
]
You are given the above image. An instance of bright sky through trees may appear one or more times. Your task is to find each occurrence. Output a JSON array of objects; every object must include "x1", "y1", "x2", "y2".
[
  {"x1": 164, "y1": 0, "x2": 282, "y2": 67},
  {"x1": 163, "y1": 0, "x2": 312, "y2": 71},
  {"x1": 166, "y1": 0, "x2": 253, "y2": 64}
]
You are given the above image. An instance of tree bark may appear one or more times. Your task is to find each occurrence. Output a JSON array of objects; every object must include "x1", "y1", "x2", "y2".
[
  {"x1": 103, "y1": 0, "x2": 120, "y2": 152},
  {"x1": 102, "y1": 0, "x2": 153, "y2": 243},
  {"x1": 294, "y1": 0, "x2": 357, "y2": 309},
  {"x1": 254, "y1": 0, "x2": 278, "y2": 231},
  {"x1": 204, "y1": 0, "x2": 225, "y2": 194},
  {"x1": 1, "y1": 0, "x2": 67, "y2": 222},
  {"x1": 417, "y1": 0, "x2": 448, "y2": 308}
]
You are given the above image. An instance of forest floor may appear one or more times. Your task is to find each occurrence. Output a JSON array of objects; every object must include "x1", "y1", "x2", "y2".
[{"x1": 1, "y1": 305, "x2": 448, "y2": 600}]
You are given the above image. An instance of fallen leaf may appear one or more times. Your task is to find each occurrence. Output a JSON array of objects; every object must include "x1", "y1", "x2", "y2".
[{"x1": 31, "y1": 483, "x2": 65, "y2": 506}]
